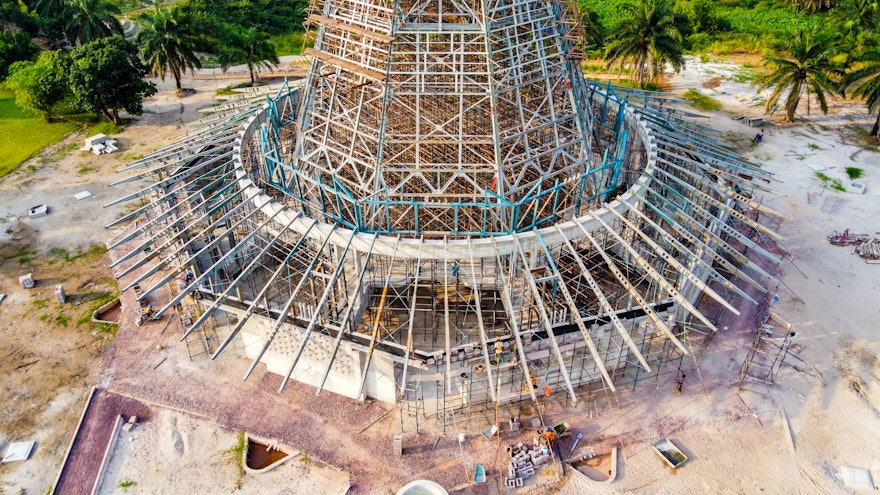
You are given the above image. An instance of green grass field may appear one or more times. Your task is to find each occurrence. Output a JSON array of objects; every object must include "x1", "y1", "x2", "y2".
[
  {"x1": 269, "y1": 30, "x2": 315, "y2": 57},
  {"x1": 0, "y1": 88, "x2": 78, "y2": 177}
]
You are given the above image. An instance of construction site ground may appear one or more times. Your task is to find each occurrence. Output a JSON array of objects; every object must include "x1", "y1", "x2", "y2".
[{"x1": 0, "y1": 56, "x2": 879, "y2": 494}]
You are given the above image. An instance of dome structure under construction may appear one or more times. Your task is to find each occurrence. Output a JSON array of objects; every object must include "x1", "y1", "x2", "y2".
[{"x1": 107, "y1": 0, "x2": 784, "y2": 425}]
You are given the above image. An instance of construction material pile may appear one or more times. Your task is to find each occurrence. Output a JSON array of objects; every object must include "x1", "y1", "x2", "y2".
[
  {"x1": 505, "y1": 441, "x2": 551, "y2": 488},
  {"x1": 81, "y1": 134, "x2": 119, "y2": 155},
  {"x1": 854, "y1": 239, "x2": 880, "y2": 264},
  {"x1": 827, "y1": 229, "x2": 869, "y2": 246},
  {"x1": 827, "y1": 229, "x2": 880, "y2": 264}
]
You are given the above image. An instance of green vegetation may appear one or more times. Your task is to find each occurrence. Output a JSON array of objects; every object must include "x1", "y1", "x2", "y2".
[
  {"x1": 136, "y1": 3, "x2": 203, "y2": 92},
  {"x1": 118, "y1": 479, "x2": 137, "y2": 492},
  {"x1": 86, "y1": 121, "x2": 123, "y2": 136},
  {"x1": 50, "y1": 245, "x2": 107, "y2": 263},
  {"x1": 17, "y1": 248, "x2": 38, "y2": 265},
  {"x1": 221, "y1": 431, "x2": 247, "y2": 490},
  {"x1": 682, "y1": 89, "x2": 723, "y2": 111},
  {"x1": 754, "y1": 29, "x2": 844, "y2": 121},
  {"x1": 219, "y1": 27, "x2": 280, "y2": 85},
  {"x1": 845, "y1": 166, "x2": 864, "y2": 179},
  {"x1": 815, "y1": 171, "x2": 846, "y2": 191},
  {"x1": 269, "y1": 31, "x2": 314, "y2": 57},
  {"x1": 843, "y1": 47, "x2": 880, "y2": 137},
  {"x1": 604, "y1": 0, "x2": 689, "y2": 88},
  {"x1": 0, "y1": 89, "x2": 77, "y2": 177},
  {"x1": 70, "y1": 37, "x2": 157, "y2": 125}
]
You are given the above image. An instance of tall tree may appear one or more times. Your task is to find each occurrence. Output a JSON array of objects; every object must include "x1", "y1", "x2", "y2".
[
  {"x1": 5, "y1": 50, "x2": 71, "y2": 120},
  {"x1": 843, "y1": 48, "x2": 880, "y2": 137},
  {"x1": 604, "y1": 0, "x2": 689, "y2": 88},
  {"x1": 63, "y1": 0, "x2": 123, "y2": 45},
  {"x1": 69, "y1": 36, "x2": 157, "y2": 125},
  {"x1": 219, "y1": 27, "x2": 279, "y2": 86},
  {"x1": 136, "y1": 3, "x2": 202, "y2": 93},
  {"x1": 0, "y1": 29, "x2": 40, "y2": 80},
  {"x1": 754, "y1": 30, "x2": 845, "y2": 122}
]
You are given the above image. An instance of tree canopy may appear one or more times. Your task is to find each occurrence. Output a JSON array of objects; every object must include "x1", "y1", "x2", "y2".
[
  {"x1": 4, "y1": 49, "x2": 71, "y2": 120},
  {"x1": 137, "y1": 3, "x2": 202, "y2": 92},
  {"x1": 755, "y1": 29, "x2": 844, "y2": 121},
  {"x1": 844, "y1": 48, "x2": 880, "y2": 136},
  {"x1": 69, "y1": 36, "x2": 156, "y2": 125},
  {"x1": 604, "y1": 0, "x2": 690, "y2": 88},
  {"x1": 219, "y1": 26, "x2": 280, "y2": 86}
]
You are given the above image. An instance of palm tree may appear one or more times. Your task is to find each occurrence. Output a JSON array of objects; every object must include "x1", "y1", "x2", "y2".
[
  {"x1": 220, "y1": 27, "x2": 279, "y2": 86},
  {"x1": 136, "y1": 3, "x2": 202, "y2": 93},
  {"x1": 754, "y1": 30, "x2": 845, "y2": 122},
  {"x1": 603, "y1": 0, "x2": 688, "y2": 88},
  {"x1": 789, "y1": 0, "x2": 838, "y2": 12},
  {"x1": 843, "y1": 48, "x2": 880, "y2": 137},
  {"x1": 63, "y1": 0, "x2": 123, "y2": 45}
]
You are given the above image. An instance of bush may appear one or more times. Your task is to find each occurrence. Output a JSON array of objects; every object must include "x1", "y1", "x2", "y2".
[{"x1": 845, "y1": 167, "x2": 864, "y2": 180}]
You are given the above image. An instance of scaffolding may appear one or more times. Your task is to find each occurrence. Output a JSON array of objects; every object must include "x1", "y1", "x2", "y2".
[{"x1": 106, "y1": 0, "x2": 787, "y2": 434}]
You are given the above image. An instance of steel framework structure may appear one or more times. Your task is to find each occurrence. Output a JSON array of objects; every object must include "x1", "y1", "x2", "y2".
[{"x1": 108, "y1": 0, "x2": 786, "y2": 431}]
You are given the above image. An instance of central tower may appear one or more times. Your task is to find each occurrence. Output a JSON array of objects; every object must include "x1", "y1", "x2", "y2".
[{"x1": 280, "y1": 0, "x2": 599, "y2": 235}]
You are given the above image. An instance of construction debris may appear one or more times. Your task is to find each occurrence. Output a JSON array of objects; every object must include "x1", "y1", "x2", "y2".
[
  {"x1": 828, "y1": 229, "x2": 880, "y2": 263},
  {"x1": 827, "y1": 228, "x2": 869, "y2": 246},
  {"x1": 853, "y1": 238, "x2": 880, "y2": 263}
]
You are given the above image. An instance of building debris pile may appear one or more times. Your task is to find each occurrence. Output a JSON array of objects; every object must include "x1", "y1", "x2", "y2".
[
  {"x1": 505, "y1": 441, "x2": 551, "y2": 487},
  {"x1": 827, "y1": 229, "x2": 880, "y2": 263}
]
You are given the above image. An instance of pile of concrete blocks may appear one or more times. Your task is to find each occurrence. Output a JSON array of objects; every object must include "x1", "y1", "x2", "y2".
[
  {"x1": 505, "y1": 442, "x2": 551, "y2": 487},
  {"x1": 81, "y1": 134, "x2": 119, "y2": 155},
  {"x1": 19, "y1": 273, "x2": 35, "y2": 289},
  {"x1": 54, "y1": 284, "x2": 66, "y2": 304}
]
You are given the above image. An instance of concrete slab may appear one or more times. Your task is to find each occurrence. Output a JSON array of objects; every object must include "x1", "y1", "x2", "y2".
[
  {"x1": 74, "y1": 190, "x2": 93, "y2": 200},
  {"x1": 2, "y1": 441, "x2": 35, "y2": 463},
  {"x1": 841, "y1": 466, "x2": 875, "y2": 490}
]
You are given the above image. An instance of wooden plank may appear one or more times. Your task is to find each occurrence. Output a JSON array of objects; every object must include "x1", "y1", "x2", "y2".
[
  {"x1": 307, "y1": 14, "x2": 395, "y2": 43},
  {"x1": 304, "y1": 48, "x2": 387, "y2": 82}
]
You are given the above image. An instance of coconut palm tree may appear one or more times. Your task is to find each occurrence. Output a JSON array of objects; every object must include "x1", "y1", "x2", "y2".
[
  {"x1": 136, "y1": 3, "x2": 202, "y2": 93},
  {"x1": 789, "y1": 0, "x2": 838, "y2": 12},
  {"x1": 219, "y1": 27, "x2": 279, "y2": 86},
  {"x1": 843, "y1": 48, "x2": 880, "y2": 137},
  {"x1": 754, "y1": 30, "x2": 845, "y2": 122},
  {"x1": 603, "y1": 0, "x2": 688, "y2": 88},
  {"x1": 64, "y1": 0, "x2": 123, "y2": 45}
]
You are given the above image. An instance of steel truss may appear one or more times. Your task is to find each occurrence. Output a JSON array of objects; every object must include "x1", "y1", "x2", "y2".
[{"x1": 107, "y1": 0, "x2": 786, "y2": 431}]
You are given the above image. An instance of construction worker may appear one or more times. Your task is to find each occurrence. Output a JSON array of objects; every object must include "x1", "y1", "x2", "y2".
[{"x1": 543, "y1": 426, "x2": 556, "y2": 443}]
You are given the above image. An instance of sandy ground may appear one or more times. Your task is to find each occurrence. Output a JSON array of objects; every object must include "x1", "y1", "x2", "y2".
[
  {"x1": 96, "y1": 408, "x2": 350, "y2": 495},
  {"x1": 557, "y1": 58, "x2": 880, "y2": 494},
  {"x1": 1, "y1": 54, "x2": 879, "y2": 494}
]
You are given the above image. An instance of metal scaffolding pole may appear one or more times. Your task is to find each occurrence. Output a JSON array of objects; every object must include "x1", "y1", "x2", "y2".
[{"x1": 278, "y1": 229, "x2": 358, "y2": 392}]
